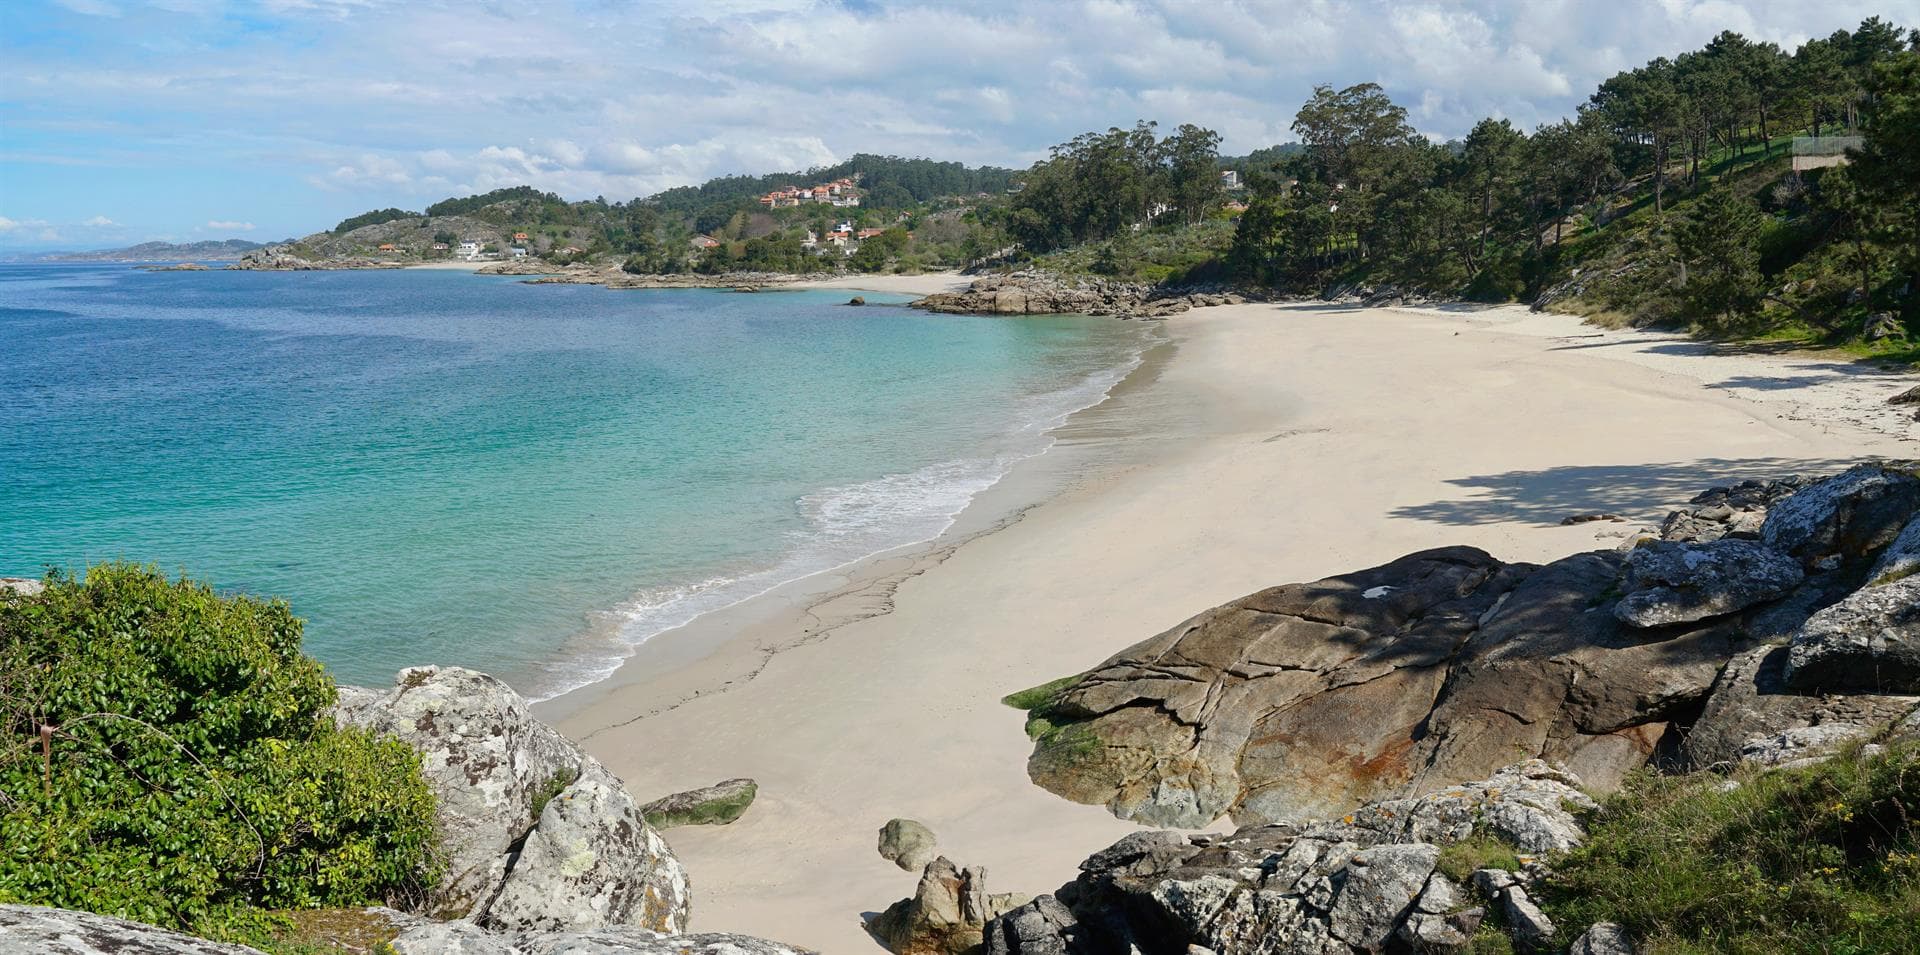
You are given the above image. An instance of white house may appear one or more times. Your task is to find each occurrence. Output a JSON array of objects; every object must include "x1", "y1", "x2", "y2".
[
  {"x1": 458, "y1": 241, "x2": 483, "y2": 260},
  {"x1": 509, "y1": 247, "x2": 528, "y2": 258}
]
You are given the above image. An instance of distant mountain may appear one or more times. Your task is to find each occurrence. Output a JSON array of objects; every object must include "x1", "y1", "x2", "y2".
[{"x1": 36, "y1": 239, "x2": 270, "y2": 262}]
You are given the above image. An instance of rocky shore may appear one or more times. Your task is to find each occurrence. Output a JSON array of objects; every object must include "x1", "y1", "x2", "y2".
[{"x1": 910, "y1": 271, "x2": 1252, "y2": 318}]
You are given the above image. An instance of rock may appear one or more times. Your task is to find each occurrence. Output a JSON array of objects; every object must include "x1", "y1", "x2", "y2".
[
  {"x1": 1759, "y1": 465, "x2": 1920, "y2": 569},
  {"x1": 1345, "y1": 760, "x2": 1596, "y2": 854},
  {"x1": 1891, "y1": 385, "x2": 1920, "y2": 406},
  {"x1": 1738, "y1": 723, "x2": 1874, "y2": 767},
  {"x1": 1659, "y1": 477, "x2": 1806, "y2": 543},
  {"x1": 1023, "y1": 546, "x2": 1732, "y2": 827},
  {"x1": 1682, "y1": 644, "x2": 1919, "y2": 769},
  {"x1": 849, "y1": 296, "x2": 867, "y2": 306},
  {"x1": 388, "y1": 920, "x2": 816, "y2": 955},
  {"x1": 1569, "y1": 921, "x2": 1637, "y2": 955},
  {"x1": 335, "y1": 667, "x2": 584, "y2": 918},
  {"x1": 0, "y1": 904, "x2": 268, "y2": 954},
  {"x1": 868, "y1": 857, "x2": 1028, "y2": 955},
  {"x1": 334, "y1": 667, "x2": 689, "y2": 932},
  {"x1": 640, "y1": 777, "x2": 757, "y2": 829},
  {"x1": 1786, "y1": 576, "x2": 1920, "y2": 693},
  {"x1": 878, "y1": 817, "x2": 941, "y2": 872},
  {"x1": 978, "y1": 762, "x2": 1587, "y2": 955},
  {"x1": 1865, "y1": 312, "x2": 1904, "y2": 341},
  {"x1": 1612, "y1": 540, "x2": 1803, "y2": 628},
  {"x1": 1325, "y1": 843, "x2": 1440, "y2": 948},
  {"x1": 1501, "y1": 886, "x2": 1556, "y2": 944},
  {"x1": 984, "y1": 895, "x2": 1079, "y2": 955},
  {"x1": 1868, "y1": 514, "x2": 1920, "y2": 585},
  {"x1": 480, "y1": 760, "x2": 690, "y2": 934},
  {"x1": 0, "y1": 577, "x2": 44, "y2": 597}
]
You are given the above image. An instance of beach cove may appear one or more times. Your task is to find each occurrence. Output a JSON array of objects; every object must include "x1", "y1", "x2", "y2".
[{"x1": 545, "y1": 289, "x2": 1917, "y2": 953}]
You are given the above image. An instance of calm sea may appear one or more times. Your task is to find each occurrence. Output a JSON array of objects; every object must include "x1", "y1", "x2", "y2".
[{"x1": 0, "y1": 264, "x2": 1147, "y2": 697}]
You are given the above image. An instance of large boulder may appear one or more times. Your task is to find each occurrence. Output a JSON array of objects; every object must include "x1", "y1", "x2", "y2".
[
  {"x1": 640, "y1": 777, "x2": 757, "y2": 829},
  {"x1": 335, "y1": 667, "x2": 689, "y2": 932},
  {"x1": 481, "y1": 761, "x2": 690, "y2": 934},
  {"x1": 1021, "y1": 547, "x2": 1733, "y2": 827},
  {"x1": 1759, "y1": 465, "x2": 1920, "y2": 569},
  {"x1": 879, "y1": 817, "x2": 942, "y2": 872},
  {"x1": 979, "y1": 763, "x2": 1592, "y2": 955},
  {"x1": 0, "y1": 905, "x2": 267, "y2": 955},
  {"x1": 1612, "y1": 539, "x2": 1803, "y2": 628},
  {"x1": 1868, "y1": 513, "x2": 1920, "y2": 585},
  {"x1": 388, "y1": 920, "x2": 815, "y2": 954},
  {"x1": 1681, "y1": 644, "x2": 1918, "y2": 769},
  {"x1": 1785, "y1": 576, "x2": 1920, "y2": 694},
  {"x1": 1658, "y1": 477, "x2": 1806, "y2": 543},
  {"x1": 868, "y1": 857, "x2": 1029, "y2": 955}
]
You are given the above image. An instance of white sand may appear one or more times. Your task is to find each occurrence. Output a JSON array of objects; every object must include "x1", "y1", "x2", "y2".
[
  {"x1": 545, "y1": 300, "x2": 1913, "y2": 953},
  {"x1": 788, "y1": 271, "x2": 969, "y2": 296}
]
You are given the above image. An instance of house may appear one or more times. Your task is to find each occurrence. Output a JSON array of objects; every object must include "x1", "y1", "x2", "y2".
[
  {"x1": 1220, "y1": 169, "x2": 1242, "y2": 190},
  {"x1": 856, "y1": 228, "x2": 887, "y2": 240},
  {"x1": 802, "y1": 231, "x2": 819, "y2": 249},
  {"x1": 377, "y1": 243, "x2": 399, "y2": 252},
  {"x1": 458, "y1": 241, "x2": 482, "y2": 259},
  {"x1": 509, "y1": 247, "x2": 528, "y2": 258},
  {"x1": 513, "y1": 232, "x2": 530, "y2": 241},
  {"x1": 691, "y1": 235, "x2": 722, "y2": 250},
  {"x1": 431, "y1": 243, "x2": 450, "y2": 251},
  {"x1": 558, "y1": 246, "x2": 585, "y2": 255}
]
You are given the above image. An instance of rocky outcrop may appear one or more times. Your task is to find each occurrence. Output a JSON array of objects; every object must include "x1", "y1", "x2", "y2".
[
  {"x1": 333, "y1": 666, "x2": 689, "y2": 933},
  {"x1": 0, "y1": 904, "x2": 270, "y2": 954},
  {"x1": 979, "y1": 762, "x2": 1602, "y2": 955},
  {"x1": 1612, "y1": 539, "x2": 1803, "y2": 627},
  {"x1": 879, "y1": 817, "x2": 942, "y2": 872},
  {"x1": 0, "y1": 577, "x2": 43, "y2": 596},
  {"x1": 1785, "y1": 576, "x2": 1920, "y2": 694},
  {"x1": 869, "y1": 857, "x2": 1029, "y2": 955},
  {"x1": 640, "y1": 777, "x2": 757, "y2": 829},
  {"x1": 387, "y1": 921, "x2": 816, "y2": 954},
  {"x1": 1017, "y1": 466, "x2": 1920, "y2": 828},
  {"x1": 912, "y1": 272, "x2": 1248, "y2": 319},
  {"x1": 228, "y1": 244, "x2": 405, "y2": 270}
]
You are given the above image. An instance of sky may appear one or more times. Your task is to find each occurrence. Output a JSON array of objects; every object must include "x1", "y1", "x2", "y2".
[{"x1": 2, "y1": 0, "x2": 1916, "y2": 251}]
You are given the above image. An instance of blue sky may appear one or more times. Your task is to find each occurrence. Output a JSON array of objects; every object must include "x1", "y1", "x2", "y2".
[{"x1": 2, "y1": 0, "x2": 1915, "y2": 251}]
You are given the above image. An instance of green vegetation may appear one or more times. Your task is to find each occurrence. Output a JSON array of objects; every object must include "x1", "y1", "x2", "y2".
[
  {"x1": 1434, "y1": 833, "x2": 1525, "y2": 883},
  {"x1": 1542, "y1": 745, "x2": 1920, "y2": 954},
  {"x1": 527, "y1": 767, "x2": 578, "y2": 821},
  {"x1": 1226, "y1": 19, "x2": 1919, "y2": 354},
  {"x1": 0, "y1": 564, "x2": 439, "y2": 942},
  {"x1": 641, "y1": 782, "x2": 758, "y2": 829},
  {"x1": 1005, "y1": 121, "x2": 1224, "y2": 253},
  {"x1": 1001, "y1": 674, "x2": 1085, "y2": 712},
  {"x1": 332, "y1": 208, "x2": 419, "y2": 234}
]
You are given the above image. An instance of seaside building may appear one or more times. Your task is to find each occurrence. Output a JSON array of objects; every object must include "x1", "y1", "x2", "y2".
[
  {"x1": 458, "y1": 241, "x2": 482, "y2": 260},
  {"x1": 509, "y1": 247, "x2": 528, "y2": 258},
  {"x1": 1220, "y1": 169, "x2": 1242, "y2": 190},
  {"x1": 691, "y1": 235, "x2": 722, "y2": 250}
]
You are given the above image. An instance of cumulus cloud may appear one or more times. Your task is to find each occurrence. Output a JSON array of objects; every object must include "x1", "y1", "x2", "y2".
[
  {"x1": 206, "y1": 220, "x2": 257, "y2": 231},
  {"x1": 9, "y1": 0, "x2": 1917, "y2": 230},
  {"x1": 81, "y1": 214, "x2": 119, "y2": 226},
  {"x1": 0, "y1": 216, "x2": 50, "y2": 232}
]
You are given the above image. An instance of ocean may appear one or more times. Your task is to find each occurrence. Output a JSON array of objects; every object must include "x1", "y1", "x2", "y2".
[{"x1": 0, "y1": 264, "x2": 1149, "y2": 698}]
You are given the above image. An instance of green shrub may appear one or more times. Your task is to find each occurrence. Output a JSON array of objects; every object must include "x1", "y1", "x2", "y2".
[
  {"x1": 1542, "y1": 746, "x2": 1920, "y2": 954},
  {"x1": 0, "y1": 564, "x2": 439, "y2": 938}
]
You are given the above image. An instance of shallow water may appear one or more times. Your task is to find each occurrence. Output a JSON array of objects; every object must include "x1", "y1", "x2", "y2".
[{"x1": 0, "y1": 264, "x2": 1147, "y2": 696}]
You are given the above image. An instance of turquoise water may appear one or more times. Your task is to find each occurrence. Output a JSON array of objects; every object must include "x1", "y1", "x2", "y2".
[{"x1": 0, "y1": 264, "x2": 1147, "y2": 697}]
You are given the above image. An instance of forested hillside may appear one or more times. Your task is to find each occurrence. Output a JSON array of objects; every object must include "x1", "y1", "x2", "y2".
[{"x1": 1223, "y1": 18, "x2": 1920, "y2": 356}]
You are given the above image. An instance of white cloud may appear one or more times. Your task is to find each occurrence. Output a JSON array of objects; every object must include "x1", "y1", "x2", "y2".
[
  {"x1": 206, "y1": 220, "x2": 257, "y2": 231},
  {"x1": 54, "y1": 0, "x2": 121, "y2": 17},
  {"x1": 82, "y1": 215, "x2": 120, "y2": 227},
  {"x1": 0, "y1": 216, "x2": 50, "y2": 232}
]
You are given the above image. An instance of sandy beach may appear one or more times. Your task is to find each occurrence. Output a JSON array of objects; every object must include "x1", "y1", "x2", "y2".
[{"x1": 544, "y1": 300, "x2": 1914, "y2": 953}]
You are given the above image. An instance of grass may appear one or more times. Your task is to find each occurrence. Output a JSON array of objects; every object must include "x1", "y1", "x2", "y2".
[
  {"x1": 528, "y1": 768, "x2": 578, "y2": 820},
  {"x1": 1540, "y1": 743, "x2": 1920, "y2": 955},
  {"x1": 1435, "y1": 833, "x2": 1526, "y2": 883}
]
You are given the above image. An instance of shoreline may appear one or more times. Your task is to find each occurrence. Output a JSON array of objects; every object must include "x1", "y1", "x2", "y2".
[{"x1": 545, "y1": 299, "x2": 1914, "y2": 952}]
